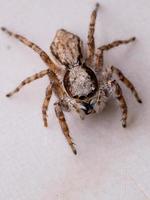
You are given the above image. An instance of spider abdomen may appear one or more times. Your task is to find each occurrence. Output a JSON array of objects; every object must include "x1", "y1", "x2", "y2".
[{"x1": 50, "y1": 29, "x2": 83, "y2": 68}]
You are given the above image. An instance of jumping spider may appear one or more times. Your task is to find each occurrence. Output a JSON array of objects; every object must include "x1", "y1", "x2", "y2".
[{"x1": 1, "y1": 3, "x2": 142, "y2": 155}]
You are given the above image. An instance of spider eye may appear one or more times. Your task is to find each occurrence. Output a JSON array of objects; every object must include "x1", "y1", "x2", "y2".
[{"x1": 82, "y1": 102, "x2": 94, "y2": 114}]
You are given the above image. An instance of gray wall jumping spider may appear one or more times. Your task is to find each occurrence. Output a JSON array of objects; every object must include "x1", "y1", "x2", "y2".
[{"x1": 1, "y1": 3, "x2": 142, "y2": 155}]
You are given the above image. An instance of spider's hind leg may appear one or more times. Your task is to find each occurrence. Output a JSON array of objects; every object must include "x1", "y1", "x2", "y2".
[{"x1": 86, "y1": 3, "x2": 100, "y2": 66}]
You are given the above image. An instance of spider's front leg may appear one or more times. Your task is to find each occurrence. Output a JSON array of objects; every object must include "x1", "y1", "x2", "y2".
[
  {"x1": 95, "y1": 37, "x2": 136, "y2": 72},
  {"x1": 86, "y1": 3, "x2": 100, "y2": 65},
  {"x1": 42, "y1": 84, "x2": 53, "y2": 127},
  {"x1": 109, "y1": 80, "x2": 128, "y2": 128},
  {"x1": 1, "y1": 27, "x2": 56, "y2": 73},
  {"x1": 6, "y1": 69, "x2": 50, "y2": 97},
  {"x1": 54, "y1": 102, "x2": 77, "y2": 155}
]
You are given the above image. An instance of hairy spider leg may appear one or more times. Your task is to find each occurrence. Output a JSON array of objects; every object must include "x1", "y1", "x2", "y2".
[
  {"x1": 54, "y1": 102, "x2": 77, "y2": 155},
  {"x1": 111, "y1": 66, "x2": 142, "y2": 103},
  {"x1": 1, "y1": 27, "x2": 58, "y2": 73},
  {"x1": 95, "y1": 37, "x2": 136, "y2": 72},
  {"x1": 42, "y1": 84, "x2": 53, "y2": 127},
  {"x1": 86, "y1": 3, "x2": 100, "y2": 65},
  {"x1": 109, "y1": 80, "x2": 128, "y2": 128},
  {"x1": 6, "y1": 69, "x2": 50, "y2": 97}
]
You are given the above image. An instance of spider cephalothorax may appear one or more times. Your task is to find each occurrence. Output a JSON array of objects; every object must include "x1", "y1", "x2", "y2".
[
  {"x1": 63, "y1": 65, "x2": 98, "y2": 100},
  {"x1": 1, "y1": 3, "x2": 142, "y2": 155},
  {"x1": 63, "y1": 64, "x2": 99, "y2": 116}
]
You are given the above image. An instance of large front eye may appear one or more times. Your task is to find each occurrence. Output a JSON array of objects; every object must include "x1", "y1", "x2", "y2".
[{"x1": 81, "y1": 102, "x2": 94, "y2": 114}]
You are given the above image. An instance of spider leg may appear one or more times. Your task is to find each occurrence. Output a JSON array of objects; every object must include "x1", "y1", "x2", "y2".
[
  {"x1": 42, "y1": 84, "x2": 53, "y2": 127},
  {"x1": 1, "y1": 27, "x2": 56, "y2": 72},
  {"x1": 86, "y1": 3, "x2": 100, "y2": 65},
  {"x1": 109, "y1": 80, "x2": 128, "y2": 128},
  {"x1": 95, "y1": 37, "x2": 136, "y2": 72},
  {"x1": 111, "y1": 66, "x2": 142, "y2": 103},
  {"x1": 54, "y1": 102, "x2": 77, "y2": 155},
  {"x1": 6, "y1": 69, "x2": 49, "y2": 97},
  {"x1": 1, "y1": 27, "x2": 66, "y2": 100}
]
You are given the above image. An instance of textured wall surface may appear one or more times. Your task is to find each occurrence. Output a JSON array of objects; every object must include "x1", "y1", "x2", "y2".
[{"x1": 0, "y1": 0, "x2": 150, "y2": 199}]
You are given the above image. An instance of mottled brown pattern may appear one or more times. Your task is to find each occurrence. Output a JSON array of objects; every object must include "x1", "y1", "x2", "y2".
[
  {"x1": 1, "y1": 3, "x2": 142, "y2": 155},
  {"x1": 50, "y1": 29, "x2": 83, "y2": 67}
]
